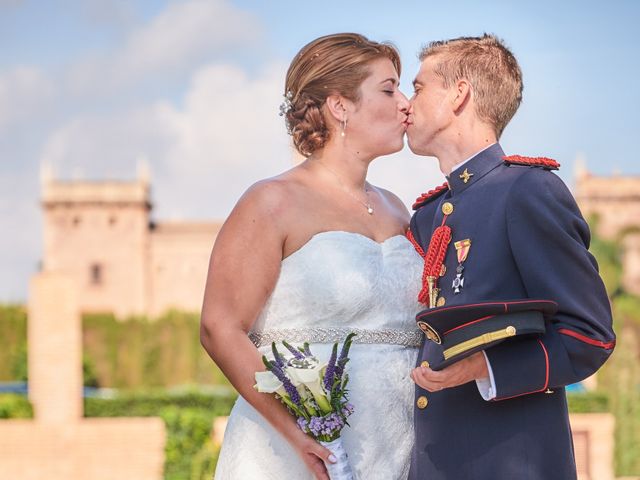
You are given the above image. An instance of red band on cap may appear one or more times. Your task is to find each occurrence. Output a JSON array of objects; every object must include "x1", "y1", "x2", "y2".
[{"x1": 443, "y1": 315, "x2": 496, "y2": 335}]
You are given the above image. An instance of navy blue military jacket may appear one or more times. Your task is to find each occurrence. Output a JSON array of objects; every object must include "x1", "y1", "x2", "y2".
[{"x1": 407, "y1": 144, "x2": 615, "y2": 480}]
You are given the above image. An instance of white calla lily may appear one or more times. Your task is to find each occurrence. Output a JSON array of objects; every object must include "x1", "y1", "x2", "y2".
[
  {"x1": 254, "y1": 371, "x2": 286, "y2": 396},
  {"x1": 286, "y1": 362, "x2": 331, "y2": 414}
]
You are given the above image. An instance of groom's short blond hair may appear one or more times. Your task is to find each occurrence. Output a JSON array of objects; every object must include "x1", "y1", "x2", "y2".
[{"x1": 419, "y1": 34, "x2": 523, "y2": 138}]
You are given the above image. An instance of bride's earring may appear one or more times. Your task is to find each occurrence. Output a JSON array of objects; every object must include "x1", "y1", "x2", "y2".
[{"x1": 341, "y1": 118, "x2": 347, "y2": 137}]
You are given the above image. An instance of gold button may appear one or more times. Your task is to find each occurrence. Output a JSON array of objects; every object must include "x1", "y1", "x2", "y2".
[
  {"x1": 436, "y1": 297, "x2": 446, "y2": 307},
  {"x1": 421, "y1": 361, "x2": 430, "y2": 368},
  {"x1": 441, "y1": 202, "x2": 454, "y2": 215},
  {"x1": 416, "y1": 396, "x2": 428, "y2": 409},
  {"x1": 506, "y1": 326, "x2": 516, "y2": 336},
  {"x1": 439, "y1": 264, "x2": 447, "y2": 277}
]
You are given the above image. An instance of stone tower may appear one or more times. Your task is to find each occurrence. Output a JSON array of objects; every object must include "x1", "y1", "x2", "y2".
[
  {"x1": 573, "y1": 158, "x2": 640, "y2": 296},
  {"x1": 40, "y1": 165, "x2": 151, "y2": 318}
]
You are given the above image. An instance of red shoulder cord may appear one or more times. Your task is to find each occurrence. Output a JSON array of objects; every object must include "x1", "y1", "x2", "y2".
[
  {"x1": 412, "y1": 182, "x2": 449, "y2": 210},
  {"x1": 502, "y1": 155, "x2": 560, "y2": 170},
  {"x1": 418, "y1": 215, "x2": 451, "y2": 305}
]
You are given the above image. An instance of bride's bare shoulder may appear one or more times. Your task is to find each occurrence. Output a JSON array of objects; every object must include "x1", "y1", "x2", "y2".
[
  {"x1": 371, "y1": 184, "x2": 410, "y2": 219},
  {"x1": 231, "y1": 168, "x2": 306, "y2": 221}
]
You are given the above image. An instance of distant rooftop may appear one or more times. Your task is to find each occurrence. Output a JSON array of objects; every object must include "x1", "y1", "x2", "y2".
[{"x1": 42, "y1": 178, "x2": 151, "y2": 207}]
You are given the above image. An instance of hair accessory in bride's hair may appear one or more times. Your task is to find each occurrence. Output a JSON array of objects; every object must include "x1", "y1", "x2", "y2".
[{"x1": 278, "y1": 90, "x2": 294, "y2": 117}]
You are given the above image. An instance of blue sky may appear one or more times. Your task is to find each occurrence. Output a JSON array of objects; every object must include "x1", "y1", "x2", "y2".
[{"x1": 1, "y1": 0, "x2": 639, "y2": 301}]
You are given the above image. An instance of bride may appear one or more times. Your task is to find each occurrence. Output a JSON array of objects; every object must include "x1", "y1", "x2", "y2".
[{"x1": 200, "y1": 33, "x2": 423, "y2": 479}]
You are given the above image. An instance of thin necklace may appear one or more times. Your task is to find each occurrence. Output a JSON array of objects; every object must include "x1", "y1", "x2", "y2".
[{"x1": 316, "y1": 161, "x2": 374, "y2": 215}]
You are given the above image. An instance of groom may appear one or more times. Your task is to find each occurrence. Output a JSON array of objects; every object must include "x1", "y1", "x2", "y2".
[{"x1": 405, "y1": 34, "x2": 615, "y2": 479}]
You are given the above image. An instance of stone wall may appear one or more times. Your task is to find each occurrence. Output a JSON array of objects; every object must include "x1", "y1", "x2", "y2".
[{"x1": 0, "y1": 272, "x2": 166, "y2": 480}]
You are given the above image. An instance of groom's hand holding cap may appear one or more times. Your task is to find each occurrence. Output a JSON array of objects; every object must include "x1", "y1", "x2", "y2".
[{"x1": 416, "y1": 299, "x2": 557, "y2": 371}]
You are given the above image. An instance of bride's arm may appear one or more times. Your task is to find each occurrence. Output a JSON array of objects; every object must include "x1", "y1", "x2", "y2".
[{"x1": 200, "y1": 181, "x2": 333, "y2": 479}]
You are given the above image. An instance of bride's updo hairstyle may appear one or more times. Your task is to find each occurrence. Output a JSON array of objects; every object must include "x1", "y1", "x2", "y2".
[{"x1": 283, "y1": 33, "x2": 401, "y2": 157}]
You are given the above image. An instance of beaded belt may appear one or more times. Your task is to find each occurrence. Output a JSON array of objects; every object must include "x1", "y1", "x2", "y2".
[{"x1": 249, "y1": 327, "x2": 422, "y2": 348}]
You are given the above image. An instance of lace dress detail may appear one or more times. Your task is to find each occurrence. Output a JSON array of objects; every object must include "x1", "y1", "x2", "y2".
[{"x1": 214, "y1": 231, "x2": 424, "y2": 480}]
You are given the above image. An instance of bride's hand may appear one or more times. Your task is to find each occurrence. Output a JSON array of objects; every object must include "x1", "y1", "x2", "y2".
[{"x1": 292, "y1": 432, "x2": 336, "y2": 480}]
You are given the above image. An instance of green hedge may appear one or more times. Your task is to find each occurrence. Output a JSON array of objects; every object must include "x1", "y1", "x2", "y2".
[
  {"x1": 0, "y1": 393, "x2": 33, "y2": 419},
  {"x1": 0, "y1": 305, "x2": 27, "y2": 381},
  {"x1": 84, "y1": 388, "x2": 237, "y2": 418},
  {"x1": 83, "y1": 311, "x2": 228, "y2": 389},
  {"x1": 567, "y1": 391, "x2": 609, "y2": 413},
  {"x1": 598, "y1": 297, "x2": 640, "y2": 476},
  {"x1": 85, "y1": 388, "x2": 236, "y2": 480},
  {"x1": 0, "y1": 306, "x2": 227, "y2": 389}
]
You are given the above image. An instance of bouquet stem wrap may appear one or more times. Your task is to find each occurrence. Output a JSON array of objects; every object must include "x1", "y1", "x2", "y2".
[{"x1": 321, "y1": 438, "x2": 353, "y2": 480}]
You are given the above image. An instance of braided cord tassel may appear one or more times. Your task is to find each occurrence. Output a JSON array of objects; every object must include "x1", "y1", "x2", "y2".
[{"x1": 418, "y1": 216, "x2": 452, "y2": 306}]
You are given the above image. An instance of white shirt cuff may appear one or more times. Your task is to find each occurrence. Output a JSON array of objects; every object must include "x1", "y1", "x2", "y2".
[{"x1": 475, "y1": 351, "x2": 497, "y2": 401}]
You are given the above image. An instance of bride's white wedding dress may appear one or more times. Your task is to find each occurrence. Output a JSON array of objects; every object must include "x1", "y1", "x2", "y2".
[{"x1": 214, "y1": 231, "x2": 424, "y2": 479}]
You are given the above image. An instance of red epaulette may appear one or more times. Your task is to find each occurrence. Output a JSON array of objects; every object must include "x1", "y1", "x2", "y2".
[
  {"x1": 503, "y1": 155, "x2": 560, "y2": 170},
  {"x1": 412, "y1": 182, "x2": 449, "y2": 210}
]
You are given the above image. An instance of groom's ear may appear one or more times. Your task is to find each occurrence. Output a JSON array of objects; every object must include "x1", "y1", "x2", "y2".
[
  {"x1": 325, "y1": 94, "x2": 348, "y2": 122},
  {"x1": 451, "y1": 79, "x2": 472, "y2": 113}
]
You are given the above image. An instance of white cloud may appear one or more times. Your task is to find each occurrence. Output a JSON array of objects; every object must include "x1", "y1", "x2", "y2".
[
  {"x1": 41, "y1": 61, "x2": 292, "y2": 219},
  {"x1": 68, "y1": 0, "x2": 262, "y2": 94},
  {"x1": 153, "y1": 62, "x2": 293, "y2": 217}
]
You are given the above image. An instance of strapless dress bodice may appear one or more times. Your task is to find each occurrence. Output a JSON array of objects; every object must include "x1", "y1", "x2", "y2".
[{"x1": 251, "y1": 230, "x2": 424, "y2": 334}]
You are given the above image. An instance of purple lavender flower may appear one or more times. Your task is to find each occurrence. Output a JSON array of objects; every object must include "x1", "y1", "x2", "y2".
[
  {"x1": 263, "y1": 356, "x2": 301, "y2": 407},
  {"x1": 271, "y1": 342, "x2": 286, "y2": 368},
  {"x1": 282, "y1": 340, "x2": 305, "y2": 360},
  {"x1": 297, "y1": 417, "x2": 309, "y2": 432},
  {"x1": 299, "y1": 411, "x2": 351, "y2": 440},
  {"x1": 334, "y1": 333, "x2": 356, "y2": 382},
  {"x1": 323, "y1": 343, "x2": 338, "y2": 392},
  {"x1": 342, "y1": 403, "x2": 355, "y2": 416}
]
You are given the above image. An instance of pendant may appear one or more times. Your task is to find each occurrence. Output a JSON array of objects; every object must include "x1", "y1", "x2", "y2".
[{"x1": 452, "y1": 264, "x2": 465, "y2": 294}]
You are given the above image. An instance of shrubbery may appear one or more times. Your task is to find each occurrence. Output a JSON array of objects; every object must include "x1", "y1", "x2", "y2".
[
  {"x1": 83, "y1": 310, "x2": 228, "y2": 388},
  {"x1": 84, "y1": 388, "x2": 236, "y2": 480},
  {"x1": 0, "y1": 393, "x2": 33, "y2": 419}
]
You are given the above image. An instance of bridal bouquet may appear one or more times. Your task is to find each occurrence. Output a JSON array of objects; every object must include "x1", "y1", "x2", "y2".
[{"x1": 254, "y1": 333, "x2": 356, "y2": 480}]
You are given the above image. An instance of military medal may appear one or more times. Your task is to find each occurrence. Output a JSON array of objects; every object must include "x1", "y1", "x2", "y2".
[{"x1": 452, "y1": 239, "x2": 471, "y2": 294}]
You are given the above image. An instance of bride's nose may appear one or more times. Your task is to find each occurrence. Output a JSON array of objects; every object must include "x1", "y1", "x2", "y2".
[{"x1": 398, "y1": 92, "x2": 410, "y2": 112}]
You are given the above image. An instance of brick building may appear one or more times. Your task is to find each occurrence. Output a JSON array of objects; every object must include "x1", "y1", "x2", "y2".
[{"x1": 40, "y1": 166, "x2": 221, "y2": 318}]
